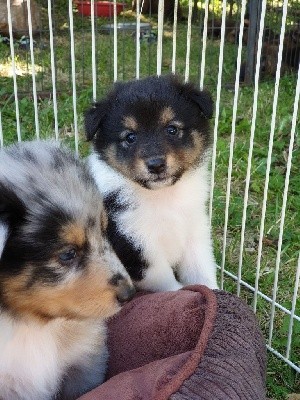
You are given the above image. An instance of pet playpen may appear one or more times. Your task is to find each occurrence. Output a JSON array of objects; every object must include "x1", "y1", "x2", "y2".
[{"x1": 0, "y1": 0, "x2": 299, "y2": 396}]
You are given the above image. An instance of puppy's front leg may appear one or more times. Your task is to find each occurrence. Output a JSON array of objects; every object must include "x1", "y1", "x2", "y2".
[
  {"x1": 136, "y1": 262, "x2": 183, "y2": 292},
  {"x1": 179, "y1": 238, "x2": 219, "y2": 290}
]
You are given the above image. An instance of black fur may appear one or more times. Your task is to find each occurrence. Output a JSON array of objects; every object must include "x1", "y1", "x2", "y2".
[
  {"x1": 85, "y1": 74, "x2": 213, "y2": 144},
  {"x1": 103, "y1": 194, "x2": 147, "y2": 282}
]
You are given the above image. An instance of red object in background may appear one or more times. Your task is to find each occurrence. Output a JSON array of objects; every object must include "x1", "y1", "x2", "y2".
[{"x1": 76, "y1": 1, "x2": 124, "y2": 17}]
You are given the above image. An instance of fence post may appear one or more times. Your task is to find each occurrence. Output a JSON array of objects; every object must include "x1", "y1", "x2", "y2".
[{"x1": 245, "y1": 0, "x2": 262, "y2": 84}]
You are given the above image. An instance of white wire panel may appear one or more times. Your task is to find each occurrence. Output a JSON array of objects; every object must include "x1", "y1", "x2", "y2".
[
  {"x1": 26, "y1": 0, "x2": 39, "y2": 139},
  {"x1": 199, "y1": 0, "x2": 209, "y2": 90},
  {"x1": 6, "y1": 0, "x2": 21, "y2": 142},
  {"x1": 135, "y1": 0, "x2": 141, "y2": 79},
  {"x1": 47, "y1": 0, "x2": 59, "y2": 139},
  {"x1": 171, "y1": 0, "x2": 179, "y2": 74},
  {"x1": 184, "y1": 0, "x2": 193, "y2": 83},
  {"x1": 113, "y1": 0, "x2": 118, "y2": 82},
  {"x1": 90, "y1": 0, "x2": 97, "y2": 101},
  {"x1": 156, "y1": 0, "x2": 164, "y2": 76},
  {"x1": 68, "y1": 0, "x2": 79, "y2": 154},
  {"x1": 1, "y1": 0, "x2": 299, "y2": 379}
]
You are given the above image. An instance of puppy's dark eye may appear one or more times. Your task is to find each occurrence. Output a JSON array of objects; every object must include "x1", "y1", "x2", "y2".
[
  {"x1": 166, "y1": 125, "x2": 178, "y2": 136},
  {"x1": 59, "y1": 249, "x2": 77, "y2": 263},
  {"x1": 125, "y1": 132, "x2": 137, "y2": 144}
]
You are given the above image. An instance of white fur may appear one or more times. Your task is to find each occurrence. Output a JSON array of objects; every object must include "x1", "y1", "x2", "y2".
[
  {"x1": 89, "y1": 154, "x2": 218, "y2": 291},
  {"x1": 0, "y1": 313, "x2": 107, "y2": 400}
]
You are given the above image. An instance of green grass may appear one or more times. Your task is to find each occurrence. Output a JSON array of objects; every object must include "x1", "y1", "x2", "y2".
[{"x1": 0, "y1": 2, "x2": 299, "y2": 397}]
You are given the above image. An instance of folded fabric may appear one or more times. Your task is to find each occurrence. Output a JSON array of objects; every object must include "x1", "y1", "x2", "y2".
[{"x1": 78, "y1": 286, "x2": 266, "y2": 400}]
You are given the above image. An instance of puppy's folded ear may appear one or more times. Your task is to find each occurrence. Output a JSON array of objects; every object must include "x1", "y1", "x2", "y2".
[
  {"x1": 188, "y1": 89, "x2": 214, "y2": 119},
  {"x1": 85, "y1": 100, "x2": 109, "y2": 141},
  {"x1": 171, "y1": 75, "x2": 214, "y2": 119},
  {"x1": 0, "y1": 184, "x2": 26, "y2": 243}
]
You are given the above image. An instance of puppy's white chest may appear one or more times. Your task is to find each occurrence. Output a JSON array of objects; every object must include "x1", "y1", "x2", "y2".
[
  {"x1": 0, "y1": 316, "x2": 62, "y2": 400},
  {"x1": 121, "y1": 187, "x2": 196, "y2": 265}
]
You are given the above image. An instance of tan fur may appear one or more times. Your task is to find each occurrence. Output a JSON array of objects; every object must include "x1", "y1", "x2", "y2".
[
  {"x1": 106, "y1": 143, "x2": 134, "y2": 179},
  {"x1": 3, "y1": 267, "x2": 120, "y2": 321},
  {"x1": 60, "y1": 223, "x2": 86, "y2": 248},
  {"x1": 159, "y1": 107, "x2": 175, "y2": 125},
  {"x1": 190, "y1": 130, "x2": 205, "y2": 159},
  {"x1": 122, "y1": 116, "x2": 138, "y2": 131}
]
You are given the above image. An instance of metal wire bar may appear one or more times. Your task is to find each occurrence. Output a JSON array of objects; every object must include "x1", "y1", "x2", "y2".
[
  {"x1": 255, "y1": 0, "x2": 288, "y2": 311},
  {"x1": 6, "y1": 0, "x2": 21, "y2": 141},
  {"x1": 171, "y1": 0, "x2": 179, "y2": 73},
  {"x1": 209, "y1": 0, "x2": 228, "y2": 289},
  {"x1": 26, "y1": 0, "x2": 40, "y2": 139},
  {"x1": 113, "y1": 0, "x2": 118, "y2": 82},
  {"x1": 266, "y1": 344, "x2": 300, "y2": 374},
  {"x1": 219, "y1": 267, "x2": 300, "y2": 324},
  {"x1": 286, "y1": 253, "x2": 300, "y2": 360},
  {"x1": 68, "y1": 0, "x2": 79, "y2": 153},
  {"x1": 136, "y1": 0, "x2": 141, "y2": 79},
  {"x1": 157, "y1": 0, "x2": 164, "y2": 76},
  {"x1": 199, "y1": 0, "x2": 209, "y2": 90},
  {"x1": 91, "y1": 0, "x2": 97, "y2": 100},
  {"x1": 184, "y1": 0, "x2": 193, "y2": 82},
  {"x1": 221, "y1": 0, "x2": 247, "y2": 297},
  {"x1": 47, "y1": 0, "x2": 59, "y2": 139},
  {"x1": 238, "y1": 0, "x2": 267, "y2": 298}
]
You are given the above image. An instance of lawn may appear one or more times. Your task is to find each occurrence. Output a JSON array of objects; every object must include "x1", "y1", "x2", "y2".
[{"x1": 0, "y1": 1, "x2": 299, "y2": 397}]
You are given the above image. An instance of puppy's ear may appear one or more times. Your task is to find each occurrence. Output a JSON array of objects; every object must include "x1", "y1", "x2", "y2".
[
  {"x1": 0, "y1": 185, "x2": 26, "y2": 259},
  {"x1": 188, "y1": 89, "x2": 214, "y2": 119},
  {"x1": 85, "y1": 99, "x2": 110, "y2": 141},
  {"x1": 171, "y1": 75, "x2": 214, "y2": 119},
  {"x1": 0, "y1": 184, "x2": 26, "y2": 233}
]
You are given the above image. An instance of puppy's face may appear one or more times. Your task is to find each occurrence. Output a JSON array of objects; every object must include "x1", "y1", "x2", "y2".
[
  {"x1": 0, "y1": 142, "x2": 134, "y2": 321},
  {"x1": 85, "y1": 75, "x2": 213, "y2": 189}
]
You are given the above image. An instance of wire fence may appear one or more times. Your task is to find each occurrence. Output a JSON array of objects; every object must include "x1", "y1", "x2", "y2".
[{"x1": 0, "y1": 0, "x2": 299, "y2": 384}]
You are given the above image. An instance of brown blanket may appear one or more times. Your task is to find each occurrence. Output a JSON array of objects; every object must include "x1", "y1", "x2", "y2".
[{"x1": 78, "y1": 286, "x2": 266, "y2": 400}]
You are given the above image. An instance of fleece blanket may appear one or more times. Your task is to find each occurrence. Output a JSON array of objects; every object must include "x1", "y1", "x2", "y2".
[{"x1": 78, "y1": 286, "x2": 267, "y2": 400}]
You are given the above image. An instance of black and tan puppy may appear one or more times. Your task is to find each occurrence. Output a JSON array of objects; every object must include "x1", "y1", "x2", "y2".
[
  {"x1": 85, "y1": 75, "x2": 218, "y2": 292},
  {"x1": 0, "y1": 141, "x2": 134, "y2": 400}
]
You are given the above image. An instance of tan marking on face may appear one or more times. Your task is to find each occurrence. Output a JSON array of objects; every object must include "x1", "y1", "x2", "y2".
[
  {"x1": 105, "y1": 143, "x2": 133, "y2": 180},
  {"x1": 191, "y1": 129, "x2": 204, "y2": 155},
  {"x1": 135, "y1": 157, "x2": 149, "y2": 176},
  {"x1": 166, "y1": 131, "x2": 205, "y2": 174},
  {"x1": 165, "y1": 153, "x2": 177, "y2": 170},
  {"x1": 123, "y1": 116, "x2": 138, "y2": 131},
  {"x1": 60, "y1": 223, "x2": 86, "y2": 248},
  {"x1": 159, "y1": 107, "x2": 175, "y2": 125},
  {"x1": 3, "y1": 266, "x2": 120, "y2": 321}
]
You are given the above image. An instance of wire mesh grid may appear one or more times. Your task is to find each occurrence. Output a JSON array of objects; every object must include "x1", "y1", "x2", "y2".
[{"x1": 0, "y1": 0, "x2": 299, "y2": 390}]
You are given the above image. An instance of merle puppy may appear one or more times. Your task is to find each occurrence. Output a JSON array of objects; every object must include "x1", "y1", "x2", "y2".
[
  {"x1": 0, "y1": 140, "x2": 134, "y2": 400},
  {"x1": 85, "y1": 75, "x2": 218, "y2": 291}
]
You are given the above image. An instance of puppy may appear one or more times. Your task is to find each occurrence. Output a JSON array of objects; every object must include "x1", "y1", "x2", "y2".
[
  {"x1": 85, "y1": 75, "x2": 218, "y2": 292},
  {"x1": 0, "y1": 141, "x2": 135, "y2": 400}
]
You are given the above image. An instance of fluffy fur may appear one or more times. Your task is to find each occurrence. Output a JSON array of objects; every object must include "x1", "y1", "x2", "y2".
[
  {"x1": 0, "y1": 140, "x2": 135, "y2": 400},
  {"x1": 85, "y1": 75, "x2": 218, "y2": 292}
]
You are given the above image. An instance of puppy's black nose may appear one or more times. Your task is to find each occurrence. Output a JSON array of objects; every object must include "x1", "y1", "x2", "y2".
[
  {"x1": 110, "y1": 273, "x2": 136, "y2": 303},
  {"x1": 146, "y1": 157, "x2": 166, "y2": 174},
  {"x1": 116, "y1": 279, "x2": 136, "y2": 303}
]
